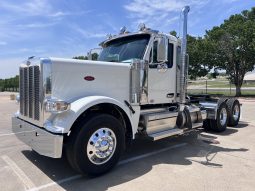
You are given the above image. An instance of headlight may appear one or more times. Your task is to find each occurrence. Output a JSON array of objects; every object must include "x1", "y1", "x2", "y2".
[{"x1": 45, "y1": 99, "x2": 70, "y2": 113}]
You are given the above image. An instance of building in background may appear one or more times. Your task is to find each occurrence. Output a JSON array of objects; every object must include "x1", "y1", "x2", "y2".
[{"x1": 244, "y1": 70, "x2": 255, "y2": 83}]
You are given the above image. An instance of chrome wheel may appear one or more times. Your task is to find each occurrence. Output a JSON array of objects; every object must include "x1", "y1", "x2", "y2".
[
  {"x1": 233, "y1": 104, "x2": 240, "y2": 121},
  {"x1": 87, "y1": 128, "x2": 116, "y2": 165},
  {"x1": 220, "y1": 108, "x2": 227, "y2": 126}
]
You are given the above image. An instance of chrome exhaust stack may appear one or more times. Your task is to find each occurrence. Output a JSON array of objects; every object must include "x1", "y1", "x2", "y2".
[{"x1": 179, "y1": 6, "x2": 190, "y2": 110}]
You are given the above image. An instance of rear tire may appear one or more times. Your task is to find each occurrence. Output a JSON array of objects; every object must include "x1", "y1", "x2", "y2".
[
  {"x1": 227, "y1": 98, "x2": 240, "y2": 127},
  {"x1": 66, "y1": 114, "x2": 125, "y2": 176},
  {"x1": 210, "y1": 101, "x2": 229, "y2": 132}
]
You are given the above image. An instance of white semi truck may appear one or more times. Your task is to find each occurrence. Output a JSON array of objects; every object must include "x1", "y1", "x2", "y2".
[{"x1": 12, "y1": 6, "x2": 241, "y2": 175}]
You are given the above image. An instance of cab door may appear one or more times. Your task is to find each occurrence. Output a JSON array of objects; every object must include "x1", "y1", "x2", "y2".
[{"x1": 147, "y1": 37, "x2": 176, "y2": 104}]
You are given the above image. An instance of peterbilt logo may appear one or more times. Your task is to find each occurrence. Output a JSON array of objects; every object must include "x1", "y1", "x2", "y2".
[{"x1": 84, "y1": 76, "x2": 95, "y2": 81}]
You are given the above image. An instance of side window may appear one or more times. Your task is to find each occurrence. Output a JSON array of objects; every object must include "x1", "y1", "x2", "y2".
[
  {"x1": 149, "y1": 48, "x2": 152, "y2": 63},
  {"x1": 176, "y1": 46, "x2": 181, "y2": 69},
  {"x1": 167, "y1": 43, "x2": 174, "y2": 68},
  {"x1": 153, "y1": 41, "x2": 158, "y2": 63}
]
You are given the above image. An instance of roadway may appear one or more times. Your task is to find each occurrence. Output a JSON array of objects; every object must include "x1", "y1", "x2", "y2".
[{"x1": 0, "y1": 93, "x2": 255, "y2": 191}]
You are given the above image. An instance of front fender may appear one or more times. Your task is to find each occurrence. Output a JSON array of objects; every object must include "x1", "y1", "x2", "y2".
[{"x1": 47, "y1": 96, "x2": 139, "y2": 136}]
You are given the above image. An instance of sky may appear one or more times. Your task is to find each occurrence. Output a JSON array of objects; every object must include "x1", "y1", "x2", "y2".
[{"x1": 0, "y1": 0, "x2": 254, "y2": 78}]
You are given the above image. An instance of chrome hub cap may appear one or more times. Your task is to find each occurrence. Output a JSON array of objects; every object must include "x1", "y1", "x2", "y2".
[
  {"x1": 220, "y1": 108, "x2": 227, "y2": 126},
  {"x1": 87, "y1": 128, "x2": 116, "y2": 165},
  {"x1": 233, "y1": 105, "x2": 240, "y2": 121}
]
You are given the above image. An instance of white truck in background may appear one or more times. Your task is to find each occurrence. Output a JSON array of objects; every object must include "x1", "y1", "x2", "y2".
[{"x1": 12, "y1": 6, "x2": 241, "y2": 175}]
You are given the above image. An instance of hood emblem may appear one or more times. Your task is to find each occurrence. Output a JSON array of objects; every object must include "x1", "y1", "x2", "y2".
[{"x1": 84, "y1": 76, "x2": 95, "y2": 81}]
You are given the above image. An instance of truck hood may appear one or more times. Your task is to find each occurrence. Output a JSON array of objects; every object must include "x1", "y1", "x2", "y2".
[{"x1": 50, "y1": 58, "x2": 132, "y2": 103}]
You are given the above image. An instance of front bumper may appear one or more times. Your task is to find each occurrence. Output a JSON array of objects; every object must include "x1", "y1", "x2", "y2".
[{"x1": 12, "y1": 117, "x2": 63, "y2": 158}]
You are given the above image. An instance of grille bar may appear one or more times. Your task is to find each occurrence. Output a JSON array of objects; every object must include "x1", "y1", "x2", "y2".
[
  {"x1": 19, "y1": 65, "x2": 40, "y2": 121},
  {"x1": 24, "y1": 67, "x2": 28, "y2": 116},
  {"x1": 34, "y1": 66, "x2": 40, "y2": 120},
  {"x1": 29, "y1": 67, "x2": 34, "y2": 118},
  {"x1": 19, "y1": 68, "x2": 24, "y2": 115}
]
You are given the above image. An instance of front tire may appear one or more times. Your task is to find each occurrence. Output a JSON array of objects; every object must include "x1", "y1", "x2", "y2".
[{"x1": 66, "y1": 114, "x2": 125, "y2": 176}]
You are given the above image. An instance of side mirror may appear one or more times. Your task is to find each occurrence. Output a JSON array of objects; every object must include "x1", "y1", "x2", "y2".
[
  {"x1": 157, "y1": 37, "x2": 168, "y2": 62},
  {"x1": 87, "y1": 48, "x2": 102, "y2": 60}
]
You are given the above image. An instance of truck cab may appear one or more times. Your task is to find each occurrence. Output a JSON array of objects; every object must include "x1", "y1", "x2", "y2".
[
  {"x1": 98, "y1": 30, "x2": 181, "y2": 105},
  {"x1": 12, "y1": 6, "x2": 241, "y2": 176}
]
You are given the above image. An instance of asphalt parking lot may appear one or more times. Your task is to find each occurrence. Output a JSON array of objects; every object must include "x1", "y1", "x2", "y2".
[{"x1": 0, "y1": 92, "x2": 255, "y2": 191}]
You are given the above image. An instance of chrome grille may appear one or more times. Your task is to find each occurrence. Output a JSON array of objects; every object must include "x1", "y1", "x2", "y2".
[{"x1": 19, "y1": 65, "x2": 41, "y2": 121}]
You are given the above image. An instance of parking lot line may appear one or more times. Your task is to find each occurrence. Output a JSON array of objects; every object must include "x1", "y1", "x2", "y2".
[
  {"x1": 2, "y1": 155, "x2": 35, "y2": 190},
  {"x1": 118, "y1": 143, "x2": 187, "y2": 165},
  {"x1": 27, "y1": 143, "x2": 187, "y2": 191},
  {"x1": 28, "y1": 175, "x2": 83, "y2": 191},
  {"x1": 0, "y1": 132, "x2": 17, "y2": 137},
  {"x1": 0, "y1": 131, "x2": 35, "y2": 137}
]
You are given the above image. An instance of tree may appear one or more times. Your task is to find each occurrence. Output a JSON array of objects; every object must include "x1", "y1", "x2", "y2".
[
  {"x1": 92, "y1": 53, "x2": 98, "y2": 60},
  {"x1": 206, "y1": 7, "x2": 255, "y2": 96},
  {"x1": 170, "y1": 30, "x2": 211, "y2": 80},
  {"x1": 187, "y1": 35, "x2": 213, "y2": 80},
  {"x1": 73, "y1": 56, "x2": 88, "y2": 60},
  {"x1": 0, "y1": 75, "x2": 19, "y2": 91},
  {"x1": 73, "y1": 53, "x2": 98, "y2": 61},
  {"x1": 170, "y1": 30, "x2": 177, "y2": 37}
]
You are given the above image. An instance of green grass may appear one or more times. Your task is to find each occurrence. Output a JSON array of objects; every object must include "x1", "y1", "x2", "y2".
[
  {"x1": 189, "y1": 79, "x2": 255, "y2": 88},
  {"x1": 188, "y1": 89, "x2": 255, "y2": 97},
  {"x1": 188, "y1": 77, "x2": 255, "y2": 97}
]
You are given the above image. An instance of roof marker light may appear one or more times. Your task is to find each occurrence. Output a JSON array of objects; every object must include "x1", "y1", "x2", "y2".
[
  {"x1": 138, "y1": 23, "x2": 146, "y2": 31},
  {"x1": 119, "y1": 26, "x2": 126, "y2": 34}
]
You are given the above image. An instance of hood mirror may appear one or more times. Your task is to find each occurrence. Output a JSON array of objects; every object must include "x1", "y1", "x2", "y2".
[{"x1": 87, "y1": 48, "x2": 102, "y2": 60}]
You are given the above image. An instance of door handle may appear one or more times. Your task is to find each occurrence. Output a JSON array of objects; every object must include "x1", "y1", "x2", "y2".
[
  {"x1": 157, "y1": 63, "x2": 168, "y2": 73},
  {"x1": 167, "y1": 93, "x2": 174, "y2": 98}
]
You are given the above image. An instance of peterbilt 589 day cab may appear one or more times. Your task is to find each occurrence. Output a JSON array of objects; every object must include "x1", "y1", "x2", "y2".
[{"x1": 12, "y1": 6, "x2": 241, "y2": 175}]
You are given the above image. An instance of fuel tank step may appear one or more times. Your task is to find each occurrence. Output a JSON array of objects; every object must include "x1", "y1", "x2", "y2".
[{"x1": 140, "y1": 110, "x2": 178, "y2": 135}]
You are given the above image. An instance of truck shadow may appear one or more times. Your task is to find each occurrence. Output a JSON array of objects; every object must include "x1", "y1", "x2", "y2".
[
  {"x1": 22, "y1": 131, "x2": 248, "y2": 191},
  {"x1": 203, "y1": 121, "x2": 249, "y2": 136},
  {"x1": 235, "y1": 121, "x2": 250, "y2": 128}
]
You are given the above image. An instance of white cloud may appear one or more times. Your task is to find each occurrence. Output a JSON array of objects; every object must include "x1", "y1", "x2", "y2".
[
  {"x1": 124, "y1": 0, "x2": 209, "y2": 32},
  {"x1": 125, "y1": 0, "x2": 185, "y2": 15},
  {"x1": 0, "y1": 0, "x2": 72, "y2": 18},
  {"x1": 124, "y1": 0, "x2": 209, "y2": 16},
  {"x1": 17, "y1": 22, "x2": 56, "y2": 29},
  {"x1": 0, "y1": 1, "x2": 69, "y2": 43},
  {"x1": 48, "y1": 10, "x2": 91, "y2": 18},
  {"x1": 0, "y1": 0, "x2": 51, "y2": 16},
  {"x1": 72, "y1": 26, "x2": 107, "y2": 39},
  {"x1": 49, "y1": 11, "x2": 68, "y2": 17}
]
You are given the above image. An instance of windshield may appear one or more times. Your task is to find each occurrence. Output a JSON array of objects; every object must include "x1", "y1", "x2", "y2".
[{"x1": 98, "y1": 34, "x2": 150, "y2": 62}]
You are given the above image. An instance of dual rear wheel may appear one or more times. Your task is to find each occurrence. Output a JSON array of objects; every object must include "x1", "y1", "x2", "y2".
[
  {"x1": 227, "y1": 98, "x2": 241, "y2": 127},
  {"x1": 203, "y1": 98, "x2": 240, "y2": 132}
]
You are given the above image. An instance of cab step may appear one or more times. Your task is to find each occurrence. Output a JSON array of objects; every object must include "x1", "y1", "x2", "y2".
[
  {"x1": 148, "y1": 128, "x2": 183, "y2": 141},
  {"x1": 192, "y1": 122, "x2": 203, "y2": 128}
]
